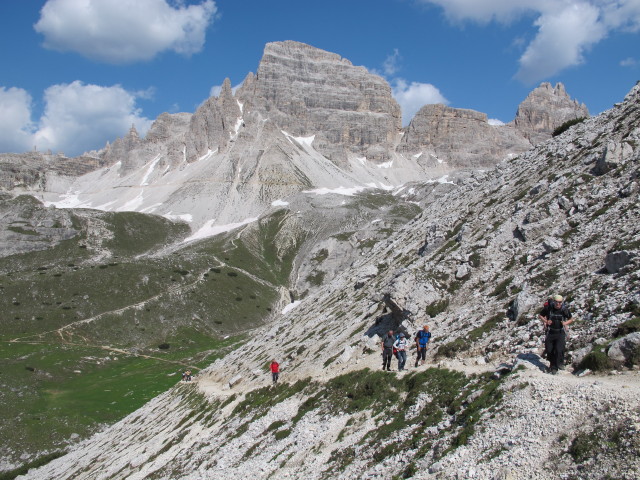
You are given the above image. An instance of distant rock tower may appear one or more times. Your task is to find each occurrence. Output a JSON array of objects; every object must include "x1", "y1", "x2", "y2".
[{"x1": 514, "y1": 82, "x2": 589, "y2": 144}]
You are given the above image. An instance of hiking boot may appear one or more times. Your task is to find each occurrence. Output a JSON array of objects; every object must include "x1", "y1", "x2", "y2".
[{"x1": 550, "y1": 369, "x2": 558, "y2": 375}]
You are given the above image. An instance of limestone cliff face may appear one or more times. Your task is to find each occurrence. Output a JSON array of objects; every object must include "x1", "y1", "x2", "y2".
[
  {"x1": 185, "y1": 78, "x2": 242, "y2": 163},
  {"x1": 237, "y1": 41, "x2": 402, "y2": 164},
  {"x1": 514, "y1": 82, "x2": 589, "y2": 144},
  {"x1": 399, "y1": 104, "x2": 532, "y2": 168}
]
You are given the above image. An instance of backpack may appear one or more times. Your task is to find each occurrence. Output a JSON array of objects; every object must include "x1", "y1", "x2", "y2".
[
  {"x1": 544, "y1": 298, "x2": 568, "y2": 332},
  {"x1": 416, "y1": 330, "x2": 431, "y2": 346}
]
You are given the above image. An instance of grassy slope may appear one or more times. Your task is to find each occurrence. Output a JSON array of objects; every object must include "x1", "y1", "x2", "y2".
[{"x1": 0, "y1": 203, "x2": 304, "y2": 471}]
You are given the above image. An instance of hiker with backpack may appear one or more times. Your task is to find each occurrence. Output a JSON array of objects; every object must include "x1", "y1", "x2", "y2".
[
  {"x1": 393, "y1": 333, "x2": 409, "y2": 371},
  {"x1": 414, "y1": 325, "x2": 432, "y2": 367},
  {"x1": 381, "y1": 330, "x2": 395, "y2": 371},
  {"x1": 538, "y1": 295, "x2": 574, "y2": 375}
]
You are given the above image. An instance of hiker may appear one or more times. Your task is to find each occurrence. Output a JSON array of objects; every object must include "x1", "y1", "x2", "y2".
[
  {"x1": 381, "y1": 330, "x2": 395, "y2": 371},
  {"x1": 393, "y1": 333, "x2": 409, "y2": 371},
  {"x1": 538, "y1": 294, "x2": 574, "y2": 374},
  {"x1": 414, "y1": 325, "x2": 432, "y2": 367},
  {"x1": 185, "y1": 370, "x2": 192, "y2": 382},
  {"x1": 270, "y1": 360, "x2": 280, "y2": 384},
  {"x1": 181, "y1": 371, "x2": 186, "y2": 382}
]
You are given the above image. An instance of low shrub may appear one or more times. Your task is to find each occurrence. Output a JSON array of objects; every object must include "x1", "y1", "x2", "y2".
[
  {"x1": 615, "y1": 317, "x2": 640, "y2": 337},
  {"x1": 578, "y1": 348, "x2": 612, "y2": 371},
  {"x1": 552, "y1": 117, "x2": 587, "y2": 137}
]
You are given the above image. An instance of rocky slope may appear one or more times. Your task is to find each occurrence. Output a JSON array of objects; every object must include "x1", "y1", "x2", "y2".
[{"x1": 16, "y1": 83, "x2": 639, "y2": 480}]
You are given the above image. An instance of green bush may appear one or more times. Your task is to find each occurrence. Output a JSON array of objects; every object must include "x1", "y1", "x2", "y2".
[
  {"x1": 274, "y1": 428, "x2": 291, "y2": 440},
  {"x1": 615, "y1": 317, "x2": 640, "y2": 337},
  {"x1": 437, "y1": 338, "x2": 470, "y2": 358},
  {"x1": 267, "y1": 420, "x2": 287, "y2": 432},
  {"x1": 425, "y1": 299, "x2": 449, "y2": 318},
  {"x1": 568, "y1": 431, "x2": 599, "y2": 462},
  {"x1": 578, "y1": 349, "x2": 612, "y2": 371},
  {"x1": 552, "y1": 117, "x2": 587, "y2": 137}
]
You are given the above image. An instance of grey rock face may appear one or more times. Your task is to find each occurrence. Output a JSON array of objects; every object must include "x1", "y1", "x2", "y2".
[
  {"x1": 605, "y1": 250, "x2": 635, "y2": 274},
  {"x1": 237, "y1": 41, "x2": 401, "y2": 164},
  {"x1": 185, "y1": 78, "x2": 242, "y2": 163},
  {"x1": 0, "y1": 195, "x2": 79, "y2": 257},
  {"x1": 514, "y1": 82, "x2": 589, "y2": 144},
  {"x1": 399, "y1": 104, "x2": 532, "y2": 168},
  {"x1": 608, "y1": 332, "x2": 640, "y2": 364},
  {"x1": 594, "y1": 140, "x2": 635, "y2": 175}
]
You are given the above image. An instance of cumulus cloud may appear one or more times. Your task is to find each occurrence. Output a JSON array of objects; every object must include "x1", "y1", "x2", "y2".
[
  {"x1": 516, "y1": 3, "x2": 606, "y2": 82},
  {"x1": 0, "y1": 82, "x2": 152, "y2": 156},
  {"x1": 0, "y1": 87, "x2": 35, "y2": 153},
  {"x1": 34, "y1": 0, "x2": 218, "y2": 64},
  {"x1": 488, "y1": 118, "x2": 505, "y2": 126},
  {"x1": 419, "y1": 0, "x2": 640, "y2": 83},
  {"x1": 391, "y1": 79, "x2": 449, "y2": 125}
]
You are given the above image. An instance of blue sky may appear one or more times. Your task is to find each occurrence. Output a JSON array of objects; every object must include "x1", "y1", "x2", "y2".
[{"x1": 1, "y1": 0, "x2": 639, "y2": 156}]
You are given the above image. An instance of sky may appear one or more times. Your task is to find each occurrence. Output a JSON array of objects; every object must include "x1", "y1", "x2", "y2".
[{"x1": 0, "y1": 0, "x2": 639, "y2": 157}]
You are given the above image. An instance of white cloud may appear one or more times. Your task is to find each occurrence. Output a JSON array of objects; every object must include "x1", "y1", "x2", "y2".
[
  {"x1": 391, "y1": 79, "x2": 449, "y2": 125},
  {"x1": 516, "y1": 3, "x2": 606, "y2": 82},
  {"x1": 34, "y1": 0, "x2": 217, "y2": 64},
  {"x1": 620, "y1": 57, "x2": 638, "y2": 67},
  {"x1": 419, "y1": 0, "x2": 640, "y2": 83},
  {"x1": 488, "y1": 118, "x2": 505, "y2": 126},
  {"x1": 0, "y1": 82, "x2": 152, "y2": 156},
  {"x1": 0, "y1": 87, "x2": 35, "y2": 153},
  {"x1": 383, "y1": 49, "x2": 401, "y2": 76}
]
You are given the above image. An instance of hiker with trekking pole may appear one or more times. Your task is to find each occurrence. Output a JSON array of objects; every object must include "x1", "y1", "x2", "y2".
[{"x1": 538, "y1": 294, "x2": 574, "y2": 375}]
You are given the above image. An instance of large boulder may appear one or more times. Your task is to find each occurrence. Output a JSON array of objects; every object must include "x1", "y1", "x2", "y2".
[
  {"x1": 608, "y1": 332, "x2": 640, "y2": 365},
  {"x1": 605, "y1": 250, "x2": 635, "y2": 274}
]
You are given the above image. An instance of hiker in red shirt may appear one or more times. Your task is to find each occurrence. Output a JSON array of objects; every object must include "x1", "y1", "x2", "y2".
[{"x1": 270, "y1": 360, "x2": 280, "y2": 384}]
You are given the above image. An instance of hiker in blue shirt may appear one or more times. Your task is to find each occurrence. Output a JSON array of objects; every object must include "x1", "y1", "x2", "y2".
[{"x1": 414, "y1": 325, "x2": 431, "y2": 367}]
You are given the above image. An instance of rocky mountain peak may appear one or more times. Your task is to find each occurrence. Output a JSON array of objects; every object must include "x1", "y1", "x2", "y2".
[
  {"x1": 239, "y1": 40, "x2": 401, "y2": 164},
  {"x1": 514, "y1": 81, "x2": 589, "y2": 144},
  {"x1": 399, "y1": 103, "x2": 532, "y2": 168}
]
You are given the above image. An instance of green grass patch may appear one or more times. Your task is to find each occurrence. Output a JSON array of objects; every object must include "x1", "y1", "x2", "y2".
[
  {"x1": 616, "y1": 317, "x2": 640, "y2": 337},
  {"x1": 425, "y1": 299, "x2": 449, "y2": 318}
]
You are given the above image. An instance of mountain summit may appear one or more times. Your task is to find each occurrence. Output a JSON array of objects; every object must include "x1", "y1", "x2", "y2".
[{"x1": 0, "y1": 42, "x2": 588, "y2": 237}]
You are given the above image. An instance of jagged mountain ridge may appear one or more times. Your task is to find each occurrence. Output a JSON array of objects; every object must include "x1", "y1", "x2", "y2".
[
  {"x1": 18, "y1": 82, "x2": 639, "y2": 480},
  {"x1": 1, "y1": 41, "x2": 587, "y2": 235}
]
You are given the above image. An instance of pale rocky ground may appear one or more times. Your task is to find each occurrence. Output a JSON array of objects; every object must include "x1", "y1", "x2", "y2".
[{"x1": 16, "y1": 84, "x2": 640, "y2": 480}]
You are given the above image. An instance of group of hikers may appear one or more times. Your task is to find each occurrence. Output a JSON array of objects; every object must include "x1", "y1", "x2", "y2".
[
  {"x1": 381, "y1": 325, "x2": 432, "y2": 371},
  {"x1": 377, "y1": 294, "x2": 574, "y2": 375},
  {"x1": 177, "y1": 294, "x2": 573, "y2": 386}
]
